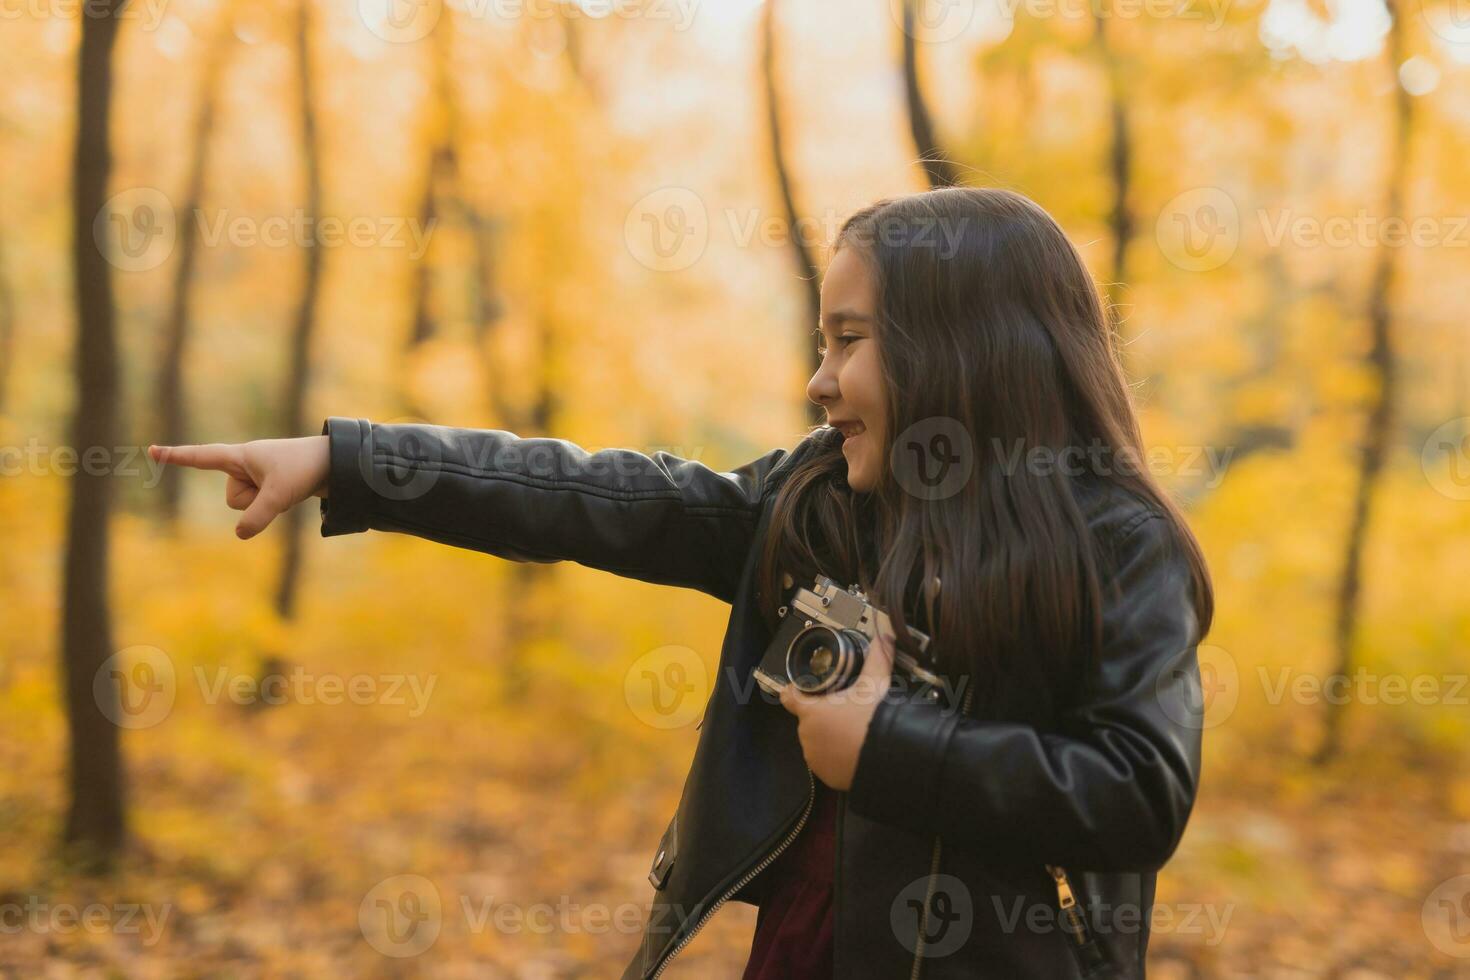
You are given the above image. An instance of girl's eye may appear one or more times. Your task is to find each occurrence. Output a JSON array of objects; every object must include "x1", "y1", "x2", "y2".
[
  {"x1": 815, "y1": 334, "x2": 863, "y2": 359},
  {"x1": 818, "y1": 336, "x2": 859, "y2": 357}
]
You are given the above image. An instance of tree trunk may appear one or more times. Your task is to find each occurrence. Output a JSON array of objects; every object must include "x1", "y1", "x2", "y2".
[
  {"x1": 62, "y1": 0, "x2": 125, "y2": 869},
  {"x1": 402, "y1": 5, "x2": 463, "y2": 419},
  {"x1": 1093, "y1": 8, "x2": 1133, "y2": 320},
  {"x1": 1316, "y1": 0, "x2": 1413, "y2": 764},
  {"x1": 404, "y1": 8, "x2": 510, "y2": 424},
  {"x1": 900, "y1": 0, "x2": 960, "y2": 189},
  {"x1": 404, "y1": 11, "x2": 460, "y2": 357},
  {"x1": 157, "y1": 10, "x2": 235, "y2": 524},
  {"x1": 404, "y1": 155, "x2": 443, "y2": 354},
  {"x1": 401, "y1": 138, "x2": 444, "y2": 423},
  {"x1": 760, "y1": 0, "x2": 823, "y2": 425},
  {"x1": 272, "y1": 0, "x2": 323, "y2": 627},
  {"x1": 559, "y1": 2, "x2": 586, "y2": 89},
  {"x1": 471, "y1": 206, "x2": 509, "y2": 422},
  {"x1": 495, "y1": 305, "x2": 562, "y2": 701}
]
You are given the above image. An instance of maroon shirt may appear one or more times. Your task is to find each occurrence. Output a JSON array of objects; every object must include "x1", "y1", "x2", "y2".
[{"x1": 741, "y1": 779, "x2": 840, "y2": 980}]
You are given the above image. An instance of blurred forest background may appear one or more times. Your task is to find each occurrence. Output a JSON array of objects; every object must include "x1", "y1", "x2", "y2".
[{"x1": 1, "y1": 0, "x2": 1468, "y2": 975}]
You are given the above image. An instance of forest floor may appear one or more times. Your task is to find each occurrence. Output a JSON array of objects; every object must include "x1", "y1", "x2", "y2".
[{"x1": 1, "y1": 698, "x2": 1464, "y2": 978}]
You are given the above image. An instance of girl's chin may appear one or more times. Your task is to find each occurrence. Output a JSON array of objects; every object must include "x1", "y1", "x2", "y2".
[{"x1": 842, "y1": 454, "x2": 876, "y2": 492}]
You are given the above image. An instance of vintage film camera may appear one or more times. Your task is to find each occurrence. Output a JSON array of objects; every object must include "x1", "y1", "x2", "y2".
[{"x1": 753, "y1": 574, "x2": 941, "y2": 696}]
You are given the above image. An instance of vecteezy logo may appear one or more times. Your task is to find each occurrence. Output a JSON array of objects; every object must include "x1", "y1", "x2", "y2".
[
  {"x1": 887, "y1": 0, "x2": 976, "y2": 44},
  {"x1": 359, "y1": 874, "x2": 442, "y2": 957},
  {"x1": 1157, "y1": 643, "x2": 1238, "y2": 730},
  {"x1": 1422, "y1": 417, "x2": 1470, "y2": 501},
  {"x1": 1155, "y1": 187, "x2": 1240, "y2": 273},
  {"x1": 890, "y1": 417, "x2": 974, "y2": 500},
  {"x1": 358, "y1": 0, "x2": 442, "y2": 44},
  {"x1": 1424, "y1": 874, "x2": 1470, "y2": 958},
  {"x1": 623, "y1": 188, "x2": 709, "y2": 273},
  {"x1": 891, "y1": 873, "x2": 972, "y2": 958},
  {"x1": 624, "y1": 645, "x2": 707, "y2": 730},
  {"x1": 1421, "y1": 0, "x2": 1470, "y2": 45},
  {"x1": 94, "y1": 645, "x2": 177, "y2": 729},
  {"x1": 94, "y1": 188, "x2": 177, "y2": 273},
  {"x1": 359, "y1": 416, "x2": 445, "y2": 503}
]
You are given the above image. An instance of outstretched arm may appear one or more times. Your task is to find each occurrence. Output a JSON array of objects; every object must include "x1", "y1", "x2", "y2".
[{"x1": 152, "y1": 418, "x2": 803, "y2": 603}]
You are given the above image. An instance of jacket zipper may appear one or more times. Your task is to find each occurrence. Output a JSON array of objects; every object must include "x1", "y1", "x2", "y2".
[
  {"x1": 649, "y1": 764, "x2": 816, "y2": 980},
  {"x1": 909, "y1": 679, "x2": 975, "y2": 977},
  {"x1": 906, "y1": 682, "x2": 1109, "y2": 978},
  {"x1": 1048, "y1": 864, "x2": 1110, "y2": 974},
  {"x1": 908, "y1": 833, "x2": 946, "y2": 978}
]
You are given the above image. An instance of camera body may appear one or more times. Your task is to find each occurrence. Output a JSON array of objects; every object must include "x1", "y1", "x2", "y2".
[{"x1": 753, "y1": 574, "x2": 941, "y2": 696}]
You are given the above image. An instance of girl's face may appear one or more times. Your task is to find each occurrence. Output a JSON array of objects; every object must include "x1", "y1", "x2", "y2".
[{"x1": 807, "y1": 246, "x2": 888, "y2": 493}]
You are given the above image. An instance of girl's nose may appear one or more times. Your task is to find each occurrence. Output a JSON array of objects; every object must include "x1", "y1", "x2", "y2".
[{"x1": 806, "y1": 358, "x2": 839, "y2": 409}]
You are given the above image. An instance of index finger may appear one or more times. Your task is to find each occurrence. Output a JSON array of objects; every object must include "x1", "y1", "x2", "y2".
[
  {"x1": 866, "y1": 632, "x2": 897, "y2": 671},
  {"x1": 149, "y1": 443, "x2": 246, "y2": 476}
]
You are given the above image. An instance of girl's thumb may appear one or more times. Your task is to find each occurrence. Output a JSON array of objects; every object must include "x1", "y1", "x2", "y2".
[{"x1": 235, "y1": 485, "x2": 281, "y2": 540}]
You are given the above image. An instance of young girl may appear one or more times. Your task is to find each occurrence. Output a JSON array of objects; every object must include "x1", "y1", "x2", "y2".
[{"x1": 151, "y1": 186, "x2": 1213, "y2": 979}]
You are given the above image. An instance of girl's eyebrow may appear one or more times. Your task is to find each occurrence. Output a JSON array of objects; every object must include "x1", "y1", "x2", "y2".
[{"x1": 819, "y1": 310, "x2": 874, "y2": 329}]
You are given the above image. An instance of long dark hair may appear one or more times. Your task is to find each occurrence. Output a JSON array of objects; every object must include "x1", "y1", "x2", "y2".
[{"x1": 756, "y1": 187, "x2": 1214, "y2": 720}]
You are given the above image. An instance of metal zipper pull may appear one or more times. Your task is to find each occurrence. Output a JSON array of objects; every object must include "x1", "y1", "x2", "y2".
[
  {"x1": 1049, "y1": 864, "x2": 1076, "y2": 909},
  {"x1": 1047, "y1": 864, "x2": 1110, "y2": 973},
  {"x1": 1048, "y1": 864, "x2": 1090, "y2": 942}
]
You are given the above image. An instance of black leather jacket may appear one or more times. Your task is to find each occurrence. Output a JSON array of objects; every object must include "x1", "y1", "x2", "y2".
[{"x1": 318, "y1": 417, "x2": 1205, "y2": 979}]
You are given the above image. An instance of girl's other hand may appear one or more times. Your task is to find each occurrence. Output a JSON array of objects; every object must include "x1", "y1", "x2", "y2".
[
  {"x1": 147, "y1": 436, "x2": 330, "y2": 540},
  {"x1": 779, "y1": 630, "x2": 897, "y2": 791}
]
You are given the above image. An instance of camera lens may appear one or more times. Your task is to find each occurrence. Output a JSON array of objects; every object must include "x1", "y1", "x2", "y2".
[{"x1": 786, "y1": 626, "x2": 866, "y2": 693}]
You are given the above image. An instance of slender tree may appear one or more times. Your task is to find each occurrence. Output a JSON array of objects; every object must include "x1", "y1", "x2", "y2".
[
  {"x1": 493, "y1": 10, "x2": 574, "y2": 700},
  {"x1": 558, "y1": 1, "x2": 586, "y2": 89},
  {"x1": 404, "y1": 13, "x2": 456, "y2": 356},
  {"x1": 1317, "y1": 0, "x2": 1414, "y2": 764},
  {"x1": 470, "y1": 205, "x2": 508, "y2": 423},
  {"x1": 498, "y1": 306, "x2": 560, "y2": 700},
  {"x1": 63, "y1": 0, "x2": 125, "y2": 867},
  {"x1": 271, "y1": 0, "x2": 324, "y2": 626},
  {"x1": 1093, "y1": 5, "x2": 1134, "y2": 319},
  {"x1": 156, "y1": 8, "x2": 236, "y2": 524},
  {"x1": 900, "y1": 0, "x2": 960, "y2": 189},
  {"x1": 404, "y1": 9, "x2": 510, "y2": 424},
  {"x1": 760, "y1": 0, "x2": 823, "y2": 424}
]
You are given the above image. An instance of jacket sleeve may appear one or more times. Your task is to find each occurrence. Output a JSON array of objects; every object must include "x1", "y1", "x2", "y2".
[
  {"x1": 845, "y1": 510, "x2": 1204, "y2": 872},
  {"x1": 317, "y1": 416, "x2": 794, "y2": 604}
]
